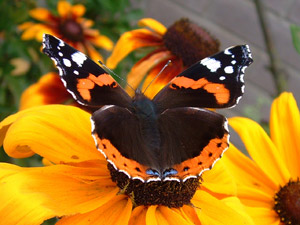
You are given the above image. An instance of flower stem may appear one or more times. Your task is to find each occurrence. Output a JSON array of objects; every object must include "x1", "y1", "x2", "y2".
[{"x1": 254, "y1": 0, "x2": 287, "y2": 96}]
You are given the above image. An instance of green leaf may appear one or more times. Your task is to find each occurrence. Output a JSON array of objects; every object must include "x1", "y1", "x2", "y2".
[{"x1": 291, "y1": 24, "x2": 300, "y2": 55}]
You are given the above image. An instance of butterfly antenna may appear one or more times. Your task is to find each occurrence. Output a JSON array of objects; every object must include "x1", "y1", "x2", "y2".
[
  {"x1": 98, "y1": 60, "x2": 135, "y2": 92},
  {"x1": 143, "y1": 60, "x2": 171, "y2": 95}
]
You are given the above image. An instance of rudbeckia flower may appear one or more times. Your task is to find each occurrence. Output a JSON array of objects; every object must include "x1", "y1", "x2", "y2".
[
  {"x1": 106, "y1": 18, "x2": 220, "y2": 97},
  {"x1": 19, "y1": 72, "x2": 71, "y2": 110},
  {"x1": 19, "y1": 0, "x2": 113, "y2": 61},
  {"x1": 0, "y1": 105, "x2": 253, "y2": 225},
  {"x1": 222, "y1": 92, "x2": 300, "y2": 225}
]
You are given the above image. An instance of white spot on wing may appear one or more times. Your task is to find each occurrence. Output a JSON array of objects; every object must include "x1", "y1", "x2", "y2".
[
  {"x1": 224, "y1": 66, "x2": 234, "y2": 74},
  {"x1": 163, "y1": 177, "x2": 180, "y2": 182},
  {"x1": 200, "y1": 57, "x2": 221, "y2": 72},
  {"x1": 132, "y1": 176, "x2": 145, "y2": 182},
  {"x1": 71, "y1": 51, "x2": 87, "y2": 67},
  {"x1": 59, "y1": 39, "x2": 65, "y2": 47},
  {"x1": 224, "y1": 120, "x2": 229, "y2": 132},
  {"x1": 183, "y1": 175, "x2": 197, "y2": 182},
  {"x1": 90, "y1": 117, "x2": 96, "y2": 132},
  {"x1": 74, "y1": 70, "x2": 79, "y2": 75},
  {"x1": 147, "y1": 177, "x2": 162, "y2": 182},
  {"x1": 241, "y1": 85, "x2": 245, "y2": 93},
  {"x1": 242, "y1": 66, "x2": 247, "y2": 73},
  {"x1": 236, "y1": 96, "x2": 242, "y2": 104},
  {"x1": 57, "y1": 67, "x2": 63, "y2": 76},
  {"x1": 63, "y1": 58, "x2": 71, "y2": 67},
  {"x1": 240, "y1": 74, "x2": 244, "y2": 82},
  {"x1": 50, "y1": 57, "x2": 58, "y2": 66},
  {"x1": 219, "y1": 76, "x2": 226, "y2": 81},
  {"x1": 231, "y1": 60, "x2": 236, "y2": 65},
  {"x1": 58, "y1": 52, "x2": 63, "y2": 57},
  {"x1": 224, "y1": 47, "x2": 232, "y2": 55}
]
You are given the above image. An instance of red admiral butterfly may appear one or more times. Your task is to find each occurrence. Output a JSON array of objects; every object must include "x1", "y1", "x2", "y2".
[{"x1": 43, "y1": 34, "x2": 253, "y2": 183}]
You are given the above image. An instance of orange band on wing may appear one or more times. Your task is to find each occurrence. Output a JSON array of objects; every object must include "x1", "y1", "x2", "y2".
[
  {"x1": 203, "y1": 83, "x2": 230, "y2": 104},
  {"x1": 170, "y1": 77, "x2": 209, "y2": 89},
  {"x1": 170, "y1": 77, "x2": 230, "y2": 105},
  {"x1": 88, "y1": 73, "x2": 117, "y2": 87},
  {"x1": 172, "y1": 134, "x2": 229, "y2": 181},
  {"x1": 76, "y1": 73, "x2": 118, "y2": 101},
  {"x1": 94, "y1": 134, "x2": 152, "y2": 180}
]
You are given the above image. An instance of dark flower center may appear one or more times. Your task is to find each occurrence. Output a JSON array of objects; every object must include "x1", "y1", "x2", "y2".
[
  {"x1": 108, "y1": 163, "x2": 200, "y2": 208},
  {"x1": 162, "y1": 18, "x2": 220, "y2": 67},
  {"x1": 274, "y1": 179, "x2": 300, "y2": 225},
  {"x1": 58, "y1": 19, "x2": 84, "y2": 42}
]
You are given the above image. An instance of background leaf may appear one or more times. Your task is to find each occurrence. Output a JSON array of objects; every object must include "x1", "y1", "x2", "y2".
[{"x1": 291, "y1": 24, "x2": 300, "y2": 55}]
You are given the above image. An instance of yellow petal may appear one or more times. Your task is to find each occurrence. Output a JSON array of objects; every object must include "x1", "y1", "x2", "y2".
[
  {"x1": 157, "y1": 207, "x2": 194, "y2": 225},
  {"x1": 126, "y1": 50, "x2": 172, "y2": 96},
  {"x1": 29, "y1": 8, "x2": 53, "y2": 22},
  {"x1": 90, "y1": 34, "x2": 114, "y2": 51},
  {"x1": 1, "y1": 105, "x2": 103, "y2": 162},
  {"x1": 80, "y1": 18, "x2": 94, "y2": 28},
  {"x1": 222, "y1": 144, "x2": 278, "y2": 195},
  {"x1": 146, "y1": 205, "x2": 158, "y2": 225},
  {"x1": 0, "y1": 162, "x2": 118, "y2": 225},
  {"x1": 20, "y1": 24, "x2": 51, "y2": 41},
  {"x1": 201, "y1": 160, "x2": 237, "y2": 196},
  {"x1": 229, "y1": 117, "x2": 290, "y2": 186},
  {"x1": 19, "y1": 72, "x2": 70, "y2": 110},
  {"x1": 129, "y1": 206, "x2": 147, "y2": 225},
  {"x1": 221, "y1": 197, "x2": 255, "y2": 225},
  {"x1": 270, "y1": 92, "x2": 300, "y2": 179},
  {"x1": 192, "y1": 190, "x2": 254, "y2": 225},
  {"x1": 18, "y1": 21, "x2": 35, "y2": 31},
  {"x1": 71, "y1": 4, "x2": 86, "y2": 18},
  {"x1": 106, "y1": 29, "x2": 163, "y2": 69},
  {"x1": 181, "y1": 206, "x2": 201, "y2": 225},
  {"x1": 235, "y1": 186, "x2": 274, "y2": 208},
  {"x1": 138, "y1": 18, "x2": 167, "y2": 36},
  {"x1": 246, "y1": 206, "x2": 280, "y2": 225},
  {"x1": 57, "y1": 195, "x2": 132, "y2": 225},
  {"x1": 58, "y1": 1, "x2": 72, "y2": 18},
  {"x1": 85, "y1": 43, "x2": 104, "y2": 63}
]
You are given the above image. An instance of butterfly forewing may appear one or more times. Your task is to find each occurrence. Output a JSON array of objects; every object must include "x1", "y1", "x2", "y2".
[
  {"x1": 153, "y1": 45, "x2": 253, "y2": 113},
  {"x1": 42, "y1": 34, "x2": 131, "y2": 108}
]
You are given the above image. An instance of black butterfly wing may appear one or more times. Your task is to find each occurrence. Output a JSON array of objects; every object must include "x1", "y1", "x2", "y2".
[
  {"x1": 153, "y1": 45, "x2": 253, "y2": 113},
  {"x1": 91, "y1": 105, "x2": 162, "y2": 181},
  {"x1": 91, "y1": 104, "x2": 229, "y2": 181},
  {"x1": 157, "y1": 107, "x2": 229, "y2": 181},
  {"x1": 42, "y1": 34, "x2": 132, "y2": 108}
]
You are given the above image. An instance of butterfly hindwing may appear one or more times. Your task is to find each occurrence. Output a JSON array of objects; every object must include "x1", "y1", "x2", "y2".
[
  {"x1": 153, "y1": 45, "x2": 253, "y2": 112},
  {"x1": 157, "y1": 107, "x2": 229, "y2": 181},
  {"x1": 42, "y1": 34, "x2": 132, "y2": 108},
  {"x1": 91, "y1": 103, "x2": 229, "y2": 181},
  {"x1": 91, "y1": 105, "x2": 161, "y2": 181}
]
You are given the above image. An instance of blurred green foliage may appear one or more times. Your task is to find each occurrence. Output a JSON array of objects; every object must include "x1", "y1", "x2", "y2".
[
  {"x1": 291, "y1": 24, "x2": 300, "y2": 56},
  {"x1": 0, "y1": 0, "x2": 143, "y2": 121}
]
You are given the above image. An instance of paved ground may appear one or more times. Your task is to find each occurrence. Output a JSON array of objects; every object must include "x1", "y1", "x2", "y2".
[{"x1": 135, "y1": 0, "x2": 300, "y2": 123}]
